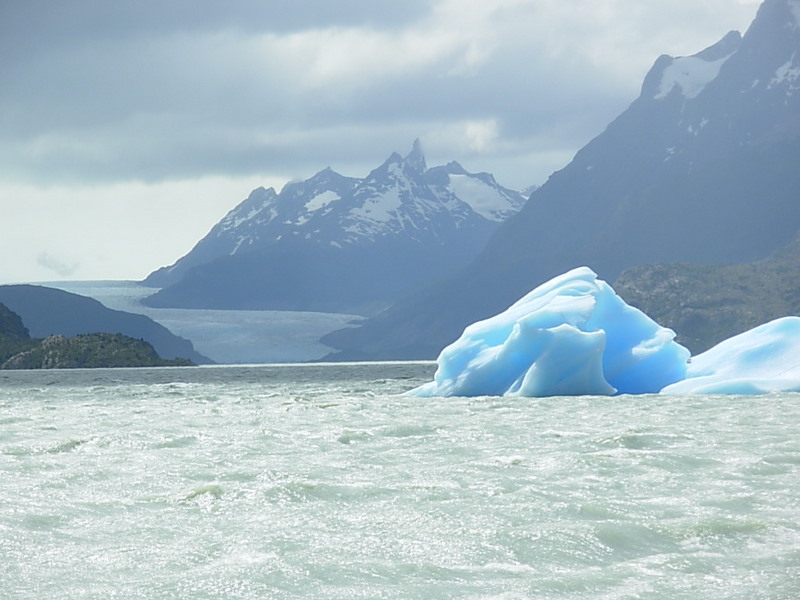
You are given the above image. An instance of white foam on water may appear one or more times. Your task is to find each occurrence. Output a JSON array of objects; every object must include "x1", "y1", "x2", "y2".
[{"x1": 2, "y1": 364, "x2": 799, "y2": 599}]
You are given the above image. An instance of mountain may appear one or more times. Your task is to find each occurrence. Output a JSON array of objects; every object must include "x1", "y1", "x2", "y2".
[
  {"x1": 142, "y1": 140, "x2": 526, "y2": 315},
  {"x1": 0, "y1": 285, "x2": 211, "y2": 364},
  {"x1": 0, "y1": 302, "x2": 37, "y2": 364},
  {"x1": 0, "y1": 302, "x2": 29, "y2": 341},
  {"x1": 614, "y1": 231, "x2": 800, "y2": 354},
  {"x1": 323, "y1": 0, "x2": 800, "y2": 359}
]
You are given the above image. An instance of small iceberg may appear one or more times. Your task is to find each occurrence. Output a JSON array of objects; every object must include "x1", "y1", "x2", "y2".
[
  {"x1": 411, "y1": 267, "x2": 800, "y2": 397},
  {"x1": 661, "y1": 317, "x2": 800, "y2": 395}
]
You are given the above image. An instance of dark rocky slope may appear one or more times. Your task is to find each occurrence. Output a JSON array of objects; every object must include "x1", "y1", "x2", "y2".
[{"x1": 615, "y1": 233, "x2": 800, "y2": 354}]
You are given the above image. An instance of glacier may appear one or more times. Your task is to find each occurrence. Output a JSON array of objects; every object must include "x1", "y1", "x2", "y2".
[
  {"x1": 410, "y1": 267, "x2": 690, "y2": 398},
  {"x1": 411, "y1": 267, "x2": 800, "y2": 398}
]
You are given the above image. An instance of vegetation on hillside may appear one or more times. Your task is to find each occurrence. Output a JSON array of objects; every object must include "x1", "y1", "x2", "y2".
[
  {"x1": 614, "y1": 234, "x2": 800, "y2": 354},
  {"x1": 0, "y1": 302, "x2": 194, "y2": 369}
]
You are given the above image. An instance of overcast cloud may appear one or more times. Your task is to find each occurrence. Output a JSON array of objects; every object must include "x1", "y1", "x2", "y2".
[{"x1": 0, "y1": 0, "x2": 761, "y2": 283}]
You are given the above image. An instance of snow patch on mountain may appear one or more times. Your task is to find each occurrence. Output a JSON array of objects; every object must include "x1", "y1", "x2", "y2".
[
  {"x1": 770, "y1": 53, "x2": 800, "y2": 89},
  {"x1": 231, "y1": 235, "x2": 252, "y2": 254},
  {"x1": 446, "y1": 174, "x2": 521, "y2": 222},
  {"x1": 305, "y1": 190, "x2": 340, "y2": 213},
  {"x1": 655, "y1": 53, "x2": 734, "y2": 100},
  {"x1": 218, "y1": 188, "x2": 279, "y2": 232},
  {"x1": 350, "y1": 190, "x2": 403, "y2": 224}
]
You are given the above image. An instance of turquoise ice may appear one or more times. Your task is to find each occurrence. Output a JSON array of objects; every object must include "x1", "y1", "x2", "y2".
[
  {"x1": 413, "y1": 267, "x2": 800, "y2": 397},
  {"x1": 662, "y1": 316, "x2": 800, "y2": 394},
  {"x1": 411, "y1": 267, "x2": 690, "y2": 397}
]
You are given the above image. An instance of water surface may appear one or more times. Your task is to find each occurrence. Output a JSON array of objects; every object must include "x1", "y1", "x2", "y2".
[{"x1": 2, "y1": 363, "x2": 798, "y2": 599}]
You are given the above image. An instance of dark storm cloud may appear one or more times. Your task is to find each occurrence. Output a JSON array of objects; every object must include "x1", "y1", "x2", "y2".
[
  {"x1": 0, "y1": 1, "x2": 761, "y2": 189},
  {"x1": 0, "y1": 0, "x2": 764, "y2": 283},
  {"x1": 0, "y1": 0, "x2": 431, "y2": 47}
]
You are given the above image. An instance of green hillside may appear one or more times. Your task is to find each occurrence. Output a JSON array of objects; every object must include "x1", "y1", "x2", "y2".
[
  {"x1": 614, "y1": 235, "x2": 800, "y2": 354},
  {"x1": 1, "y1": 302, "x2": 194, "y2": 369}
]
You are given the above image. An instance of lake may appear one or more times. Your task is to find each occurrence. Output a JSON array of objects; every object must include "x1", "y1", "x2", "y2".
[{"x1": 2, "y1": 363, "x2": 798, "y2": 599}]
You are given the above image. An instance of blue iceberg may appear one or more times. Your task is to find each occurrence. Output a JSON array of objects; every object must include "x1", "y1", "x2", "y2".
[
  {"x1": 412, "y1": 267, "x2": 800, "y2": 397},
  {"x1": 411, "y1": 267, "x2": 690, "y2": 397},
  {"x1": 661, "y1": 317, "x2": 800, "y2": 395}
]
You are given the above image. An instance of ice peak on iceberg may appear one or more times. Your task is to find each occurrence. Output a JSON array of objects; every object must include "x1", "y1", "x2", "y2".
[{"x1": 661, "y1": 317, "x2": 800, "y2": 394}]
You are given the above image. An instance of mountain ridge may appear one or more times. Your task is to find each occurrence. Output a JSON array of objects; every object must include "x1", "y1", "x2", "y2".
[
  {"x1": 142, "y1": 141, "x2": 528, "y2": 314},
  {"x1": 323, "y1": 0, "x2": 800, "y2": 359}
]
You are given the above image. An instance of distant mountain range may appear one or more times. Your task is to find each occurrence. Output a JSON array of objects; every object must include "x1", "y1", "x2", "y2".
[
  {"x1": 143, "y1": 140, "x2": 528, "y2": 315},
  {"x1": 0, "y1": 285, "x2": 210, "y2": 364},
  {"x1": 324, "y1": 0, "x2": 800, "y2": 359}
]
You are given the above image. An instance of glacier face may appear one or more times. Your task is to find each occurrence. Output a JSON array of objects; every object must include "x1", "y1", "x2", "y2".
[{"x1": 411, "y1": 267, "x2": 690, "y2": 398}]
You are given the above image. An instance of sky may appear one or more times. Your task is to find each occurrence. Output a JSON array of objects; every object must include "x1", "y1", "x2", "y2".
[{"x1": 0, "y1": 0, "x2": 763, "y2": 284}]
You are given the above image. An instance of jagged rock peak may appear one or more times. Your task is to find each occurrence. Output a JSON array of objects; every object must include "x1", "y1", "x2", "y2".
[
  {"x1": 695, "y1": 30, "x2": 743, "y2": 61},
  {"x1": 247, "y1": 185, "x2": 275, "y2": 197},
  {"x1": 444, "y1": 160, "x2": 467, "y2": 174},
  {"x1": 404, "y1": 138, "x2": 427, "y2": 172},
  {"x1": 308, "y1": 165, "x2": 346, "y2": 182}
]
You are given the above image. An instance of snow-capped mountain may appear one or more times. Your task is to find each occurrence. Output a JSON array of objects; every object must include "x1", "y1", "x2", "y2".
[
  {"x1": 143, "y1": 140, "x2": 526, "y2": 313},
  {"x1": 324, "y1": 0, "x2": 800, "y2": 359}
]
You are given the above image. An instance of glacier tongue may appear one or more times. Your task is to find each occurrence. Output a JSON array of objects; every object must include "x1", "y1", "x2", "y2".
[{"x1": 446, "y1": 173, "x2": 522, "y2": 222}]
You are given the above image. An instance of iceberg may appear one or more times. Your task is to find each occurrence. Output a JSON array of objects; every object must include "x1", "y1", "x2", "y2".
[
  {"x1": 411, "y1": 267, "x2": 690, "y2": 397},
  {"x1": 661, "y1": 317, "x2": 800, "y2": 395},
  {"x1": 411, "y1": 266, "x2": 800, "y2": 398}
]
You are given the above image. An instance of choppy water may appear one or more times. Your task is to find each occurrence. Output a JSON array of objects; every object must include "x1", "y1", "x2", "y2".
[{"x1": 2, "y1": 363, "x2": 799, "y2": 599}]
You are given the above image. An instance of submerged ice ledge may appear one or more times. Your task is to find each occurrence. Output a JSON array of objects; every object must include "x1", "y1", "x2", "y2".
[{"x1": 411, "y1": 267, "x2": 800, "y2": 397}]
